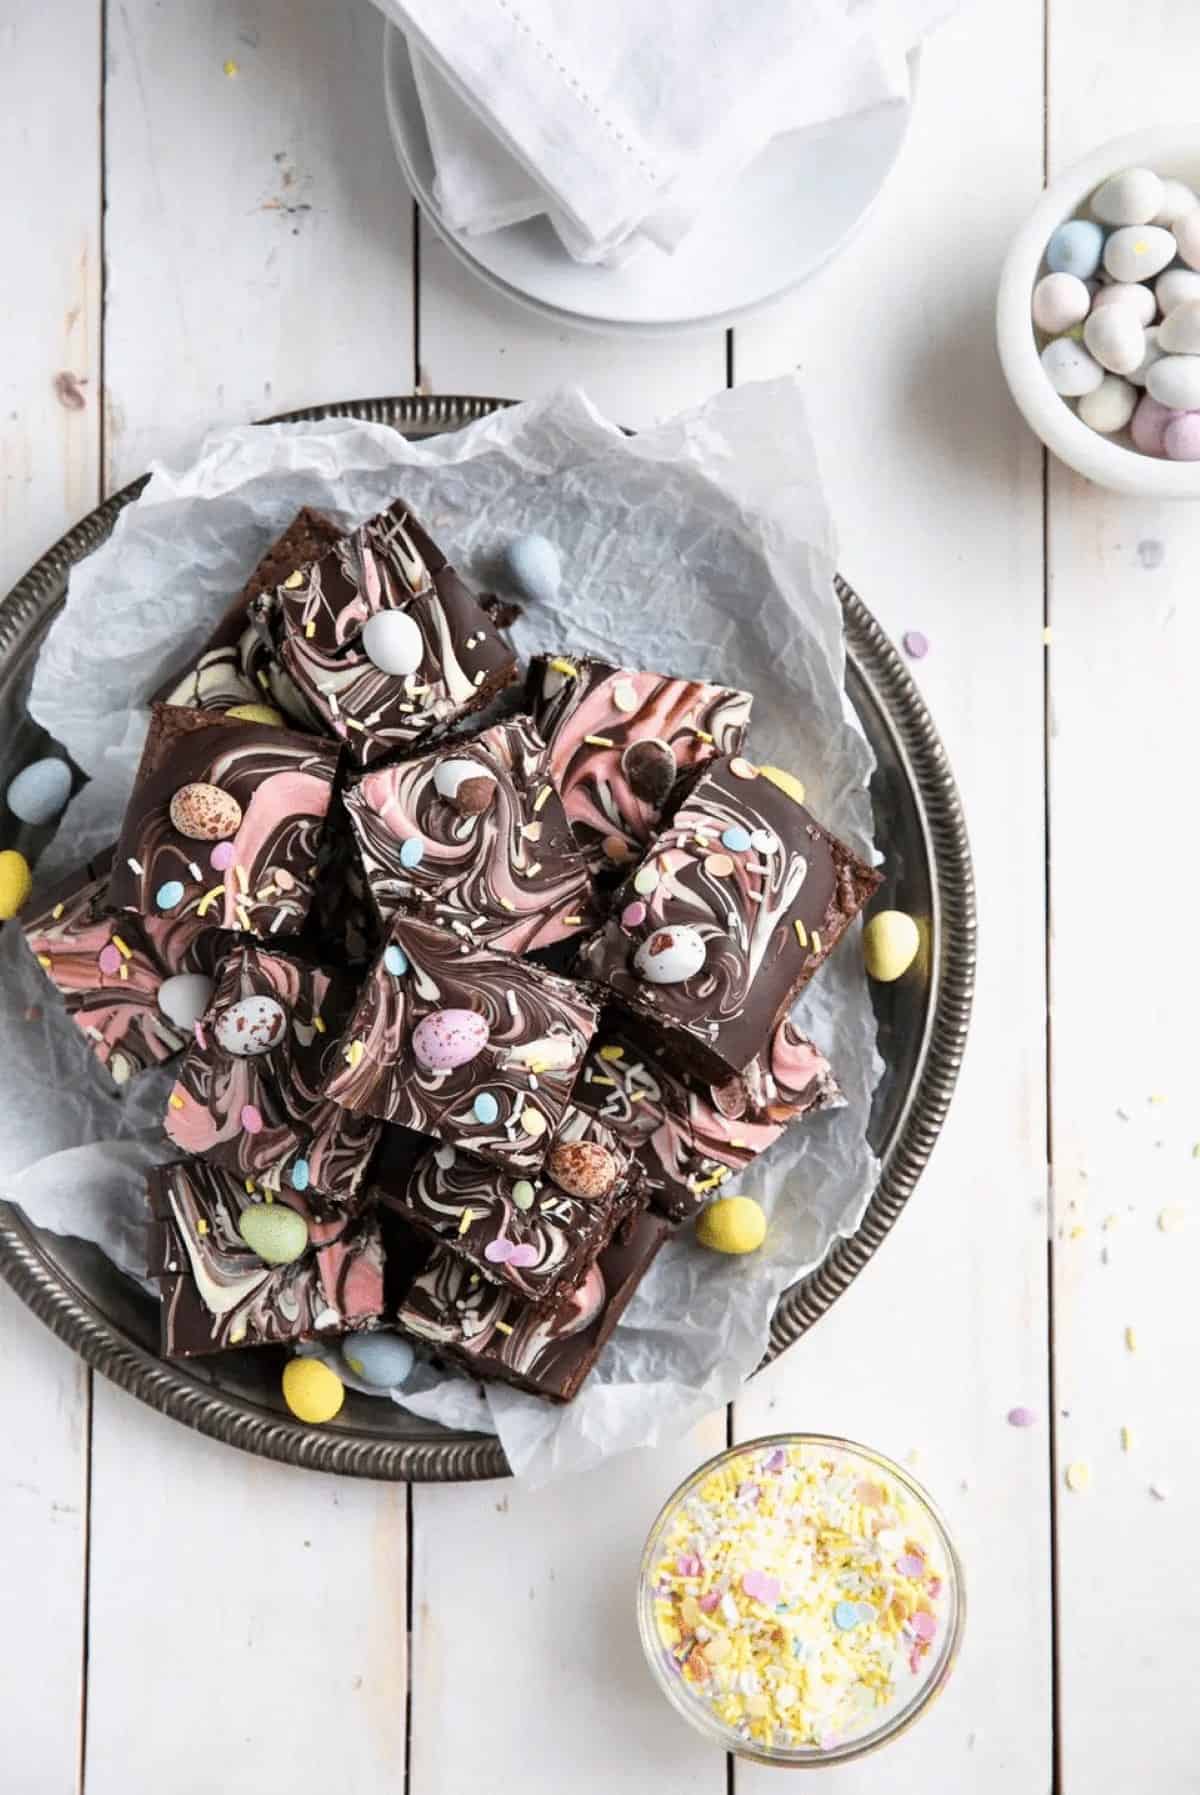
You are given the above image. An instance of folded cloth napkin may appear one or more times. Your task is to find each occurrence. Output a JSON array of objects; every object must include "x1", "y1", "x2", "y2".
[{"x1": 379, "y1": 0, "x2": 957, "y2": 264}]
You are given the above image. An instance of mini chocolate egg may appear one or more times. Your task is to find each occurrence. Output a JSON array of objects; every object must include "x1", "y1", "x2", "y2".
[
  {"x1": 6, "y1": 757, "x2": 71, "y2": 826},
  {"x1": 1031, "y1": 272, "x2": 1090, "y2": 334},
  {"x1": 1156, "y1": 268, "x2": 1200, "y2": 314},
  {"x1": 1041, "y1": 337, "x2": 1104, "y2": 397},
  {"x1": 432, "y1": 756, "x2": 496, "y2": 815},
  {"x1": 1164, "y1": 413, "x2": 1200, "y2": 461},
  {"x1": 157, "y1": 972, "x2": 215, "y2": 1030},
  {"x1": 1045, "y1": 219, "x2": 1105, "y2": 279},
  {"x1": 361, "y1": 609, "x2": 424, "y2": 677},
  {"x1": 1103, "y1": 224, "x2": 1176, "y2": 283},
  {"x1": 1078, "y1": 375, "x2": 1137, "y2": 435},
  {"x1": 282, "y1": 1356, "x2": 344, "y2": 1424},
  {"x1": 502, "y1": 533, "x2": 561, "y2": 605},
  {"x1": 1146, "y1": 354, "x2": 1200, "y2": 410},
  {"x1": 169, "y1": 781, "x2": 243, "y2": 841},
  {"x1": 238, "y1": 1203, "x2": 309, "y2": 1266},
  {"x1": 226, "y1": 702, "x2": 284, "y2": 726},
  {"x1": 0, "y1": 849, "x2": 32, "y2": 919},
  {"x1": 1155, "y1": 178, "x2": 1199, "y2": 229},
  {"x1": 1158, "y1": 301, "x2": 1200, "y2": 354},
  {"x1": 1131, "y1": 393, "x2": 1174, "y2": 456},
  {"x1": 711, "y1": 1076, "x2": 749, "y2": 1120},
  {"x1": 1089, "y1": 281, "x2": 1156, "y2": 327},
  {"x1": 411, "y1": 1007, "x2": 489, "y2": 1071},
  {"x1": 863, "y1": 910, "x2": 920, "y2": 982},
  {"x1": 1090, "y1": 167, "x2": 1163, "y2": 226},
  {"x1": 1175, "y1": 206, "x2": 1200, "y2": 270},
  {"x1": 214, "y1": 994, "x2": 287, "y2": 1056},
  {"x1": 696, "y1": 1194, "x2": 767, "y2": 1255},
  {"x1": 621, "y1": 737, "x2": 677, "y2": 806},
  {"x1": 548, "y1": 1139, "x2": 618, "y2": 1199},
  {"x1": 634, "y1": 925, "x2": 706, "y2": 985},
  {"x1": 342, "y1": 1331, "x2": 415, "y2": 1388}
]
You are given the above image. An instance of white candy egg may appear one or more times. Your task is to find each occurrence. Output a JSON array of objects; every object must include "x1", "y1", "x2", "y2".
[
  {"x1": 1146, "y1": 353, "x2": 1200, "y2": 410},
  {"x1": 1126, "y1": 325, "x2": 1164, "y2": 388},
  {"x1": 633, "y1": 925, "x2": 707, "y2": 985},
  {"x1": 1103, "y1": 224, "x2": 1177, "y2": 283},
  {"x1": 1158, "y1": 300, "x2": 1200, "y2": 354},
  {"x1": 1156, "y1": 267, "x2": 1200, "y2": 314},
  {"x1": 1082, "y1": 306, "x2": 1145, "y2": 375},
  {"x1": 1090, "y1": 168, "x2": 1164, "y2": 226},
  {"x1": 361, "y1": 610, "x2": 424, "y2": 677},
  {"x1": 1041, "y1": 337, "x2": 1104, "y2": 397},
  {"x1": 214, "y1": 995, "x2": 287, "y2": 1057},
  {"x1": 1077, "y1": 375, "x2": 1137, "y2": 435},
  {"x1": 1089, "y1": 281, "x2": 1156, "y2": 326},
  {"x1": 1174, "y1": 207, "x2": 1200, "y2": 270},
  {"x1": 158, "y1": 973, "x2": 215, "y2": 1030},
  {"x1": 1154, "y1": 178, "x2": 1199, "y2": 229},
  {"x1": 1032, "y1": 272, "x2": 1090, "y2": 334},
  {"x1": 6, "y1": 757, "x2": 72, "y2": 826},
  {"x1": 502, "y1": 534, "x2": 561, "y2": 607}
]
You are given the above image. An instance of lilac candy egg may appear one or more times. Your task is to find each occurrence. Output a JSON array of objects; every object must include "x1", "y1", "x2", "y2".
[
  {"x1": 412, "y1": 1008, "x2": 489, "y2": 1071},
  {"x1": 1130, "y1": 394, "x2": 1175, "y2": 457},
  {"x1": 1164, "y1": 413, "x2": 1200, "y2": 461}
]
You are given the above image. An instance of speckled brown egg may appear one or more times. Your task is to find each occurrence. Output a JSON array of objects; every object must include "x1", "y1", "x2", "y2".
[
  {"x1": 548, "y1": 1139, "x2": 619, "y2": 1200},
  {"x1": 169, "y1": 781, "x2": 243, "y2": 841}
]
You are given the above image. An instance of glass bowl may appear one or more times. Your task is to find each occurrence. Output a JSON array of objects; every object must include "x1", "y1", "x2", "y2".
[{"x1": 637, "y1": 1434, "x2": 965, "y2": 1767}]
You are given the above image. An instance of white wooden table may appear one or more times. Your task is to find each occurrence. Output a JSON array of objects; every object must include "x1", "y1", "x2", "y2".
[{"x1": 3, "y1": 3, "x2": 1197, "y2": 1788}]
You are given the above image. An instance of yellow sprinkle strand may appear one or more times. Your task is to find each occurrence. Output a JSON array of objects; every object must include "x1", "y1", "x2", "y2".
[
  {"x1": 196, "y1": 1219, "x2": 208, "y2": 1237},
  {"x1": 533, "y1": 786, "x2": 552, "y2": 813},
  {"x1": 494, "y1": 1320, "x2": 513, "y2": 1335},
  {"x1": 283, "y1": 570, "x2": 304, "y2": 589},
  {"x1": 51, "y1": 903, "x2": 64, "y2": 919},
  {"x1": 312, "y1": 1015, "x2": 326, "y2": 1034},
  {"x1": 757, "y1": 764, "x2": 806, "y2": 806},
  {"x1": 229, "y1": 1325, "x2": 247, "y2": 1344},
  {"x1": 811, "y1": 930, "x2": 823, "y2": 955},
  {"x1": 1125, "y1": 1325, "x2": 1138, "y2": 1353},
  {"x1": 196, "y1": 884, "x2": 226, "y2": 917},
  {"x1": 584, "y1": 734, "x2": 615, "y2": 748},
  {"x1": 304, "y1": 620, "x2": 316, "y2": 639},
  {"x1": 345, "y1": 1039, "x2": 364, "y2": 1069},
  {"x1": 693, "y1": 728, "x2": 714, "y2": 744},
  {"x1": 598, "y1": 1044, "x2": 625, "y2": 1062},
  {"x1": 1121, "y1": 1426, "x2": 1134, "y2": 1453},
  {"x1": 168, "y1": 1093, "x2": 185, "y2": 1111},
  {"x1": 37, "y1": 954, "x2": 51, "y2": 969},
  {"x1": 1065, "y1": 1462, "x2": 1090, "y2": 1493},
  {"x1": 111, "y1": 934, "x2": 134, "y2": 960},
  {"x1": 793, "y1": 919, "x2": 808, "y2": 949},
  {"x1": 459, "y1": 1207, "x2": 474, "y2": 1236},
  {"x1": 223, "y1": 58, "x2": 239, "y2": 77},
  {"x1": 548, "y1": 657, "x2": 578, "y2": 678}
]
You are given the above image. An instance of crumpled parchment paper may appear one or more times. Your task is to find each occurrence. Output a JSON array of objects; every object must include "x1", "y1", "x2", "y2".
[{"x1": 10, "y1": 380, "x2": 880, "y2": 1481}]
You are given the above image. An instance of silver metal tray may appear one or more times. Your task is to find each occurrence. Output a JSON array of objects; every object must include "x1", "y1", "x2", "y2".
[{"x1": 0, "y1": 395, "x2": 975, "y2": 1481}]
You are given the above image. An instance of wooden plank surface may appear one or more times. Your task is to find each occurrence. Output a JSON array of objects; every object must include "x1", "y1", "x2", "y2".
[
  {"x1": 0, "y1": 5, "x2": 100, "y2": 1790},
  {"x1": 733, "y1": 4, "x2": 1052, "y2": 1788},
  {"x1": 1046, "y1": 10, "x2": 1200, "y2": 1790},
  {"x1": 83, "y1": 5, "x2": 417, "y2": 1789}
]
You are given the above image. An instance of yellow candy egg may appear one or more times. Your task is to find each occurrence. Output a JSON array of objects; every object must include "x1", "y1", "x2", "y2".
[
  {"x1": 226, "y1": 702, "x2": 284, "y2": 726},
  {"x1": 0, "y1": 849, "x2": 32, "y2": 919},
  {"x1": 696, "y1": 1195, "x2": 767, "y2": 1255},
  {"x1": 282, "y1": 1356, "x2": 345, "y2": 1424},
  {"x1": 863, "y1": 909, "x2": 920, "y2": 983}
]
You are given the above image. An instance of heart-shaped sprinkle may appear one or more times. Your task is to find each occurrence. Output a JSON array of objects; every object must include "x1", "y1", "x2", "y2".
[
  {"x1": 698, "y1": 1590, "x2": 721, "y2": 1613},
  {"x1": 507, "y1": 1243, "x2": 538, "y2": 1268},
  {"x1": 742, "y1": 1570, "x2": 781, "y2": 1605},
  {"x1": 762, "y1": 1447, "x2": 787, "y2": 1472},
  {"x1": 896, "y1": 1553, "x2": 926, "y2": 1579},
  {"x1": 484, "y1": 1237, "x2": 515, "y2": 1263},
  {"x1": 910, "y1": 1611, "x2": 937, "y2": 1642}
]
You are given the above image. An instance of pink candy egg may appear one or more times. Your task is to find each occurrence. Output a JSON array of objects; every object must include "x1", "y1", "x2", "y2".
[
  {"x1": 1163, "y1": 412, "x2": 1200, "y2": 460},
  {"x1": 411, "y1": 1008, "x2": 489, "y2": 1071},
  {"x1": 1130, "y1": 394, "x2": 1174, "y2": 457}
]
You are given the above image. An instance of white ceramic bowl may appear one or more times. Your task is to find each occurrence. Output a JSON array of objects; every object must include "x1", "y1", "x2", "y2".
[{"x1": 997, "y1": 125, "x2": 1200, "y2": 498}]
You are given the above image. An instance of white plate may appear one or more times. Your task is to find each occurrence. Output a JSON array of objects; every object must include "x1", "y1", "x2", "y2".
[{"x1": 384, "y1": 25, "x2": 917, "y2": 337}]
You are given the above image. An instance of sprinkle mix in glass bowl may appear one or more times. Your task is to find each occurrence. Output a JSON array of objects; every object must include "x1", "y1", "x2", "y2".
[{"x1": 637, "y1": 1434, "x2": 964, "y2": 1766}]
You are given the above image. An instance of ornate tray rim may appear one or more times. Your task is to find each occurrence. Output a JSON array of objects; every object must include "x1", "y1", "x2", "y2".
[{"x1": 0, "y1": 394, "x2": 976, "y2": 1482}]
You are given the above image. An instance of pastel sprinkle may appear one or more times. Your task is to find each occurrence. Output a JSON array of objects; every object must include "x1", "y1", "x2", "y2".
[
  {"x1": 512, "y1": 1179, "x2": 536, "y2": 1211},
  {"x1": 156, "y1": 880, "x2": 185, "y2": 910},
  {"x1": 612, "y1": 679, "x2": 638, "y2": 713},
  {"x1": 633, "y1": 865, "x2": 660, "y2": 896},
  {"x1": 1065, "y1": 1461, "x2": 1091, "y2": 1492},
  {"x1": 345, "y1": 1039, "x2": 364, "y2": 1070},
  {"x1": 519, "y1": 1106, "x2": 547, "y2": 1137},
  {"x1": 1006, "y1": 1406, "x2": 1038, "y2": 1428},
  {"x1": 704, "y1": 853, "x2": 735, "y2": 878},
  {"x1": 909, "y1": 1611, "x2": 937, "y2": 1642},
  {"x1": 729, "y1": 757, "x2": 757, "y2": 780},
  {"x1": 1120, "y1": 1426, "x2": 1133, "y2": 1453},
  {"x1": 903, "y1": 630, "x2": 930, "y2": 660},
  {"x1": 399, "y1": 838, "x2": 425, "y2": 870},
  {"x1": 384, "y1": 944, "x2": 409, "y2": 976},
  {"x1": 832, "y1": 1601, "x2": 861, "y2": 1631},
  {"x1": 1125, "y1": 1325, "x2": 1138, "y2": 1352},
  {"x1": 721, "y1": 825, "x2": 753, "y2": 854},
  {"x1": 749, "y1": 829, "x2": 777, "y2": 854},
  {"x1": 98, "y1": 944, "x2": 122, "y2": 976},
  {"x1": 896, "y1": 1552, "x2": 926, "y2": 1577},
  {"x1": 240, "y1": 1105, "x2": 264, "y2": 1134},
  {"x1": 210, "y1": 842, "x2": 236, "y2": 872},
  {"x1": 742, "y1": 1570, "x2": 781, "y2": 1605},
  {"x1": 621, "y1": 900, "x2": 647, "y2": 929},
  {"x1": 291, "y1": 1159, "x2": 310, "y2": 1192},
  {"x1": 473, "y1": 1091, "x2": 500, "y2": 1125}
]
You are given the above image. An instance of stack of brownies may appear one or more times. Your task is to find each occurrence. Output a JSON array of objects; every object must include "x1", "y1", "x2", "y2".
[{"x1": 21, "y1": 496, "x2": 879, "y2": 1407}]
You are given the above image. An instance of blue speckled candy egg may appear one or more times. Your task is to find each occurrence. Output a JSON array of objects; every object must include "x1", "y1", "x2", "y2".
[
  {"x1": 1045, "y1": 218, "x2": 1105, "y2": 279},
  {"x1": 412, "y1": 1007, "x2": 489, "y2": 1071},
  {"x1": 342, "y1": 1332, "x2": 415, "y2": 1388},
  {"x1": 6, "y1": 758, "x2": 71, "y2": 826},
  {"x1": 502, "y1": 533, "x2": 561, "y2": 606}
]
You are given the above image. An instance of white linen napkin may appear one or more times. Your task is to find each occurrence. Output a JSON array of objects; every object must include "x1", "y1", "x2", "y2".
[{"x1": 379, "y1": 0, "x2": 957, "y2": 264}]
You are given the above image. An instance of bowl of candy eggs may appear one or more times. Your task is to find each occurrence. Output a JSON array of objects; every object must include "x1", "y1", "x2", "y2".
[{"x1": 997, "y1": 126, "x2": 1200, "y2": 496}]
